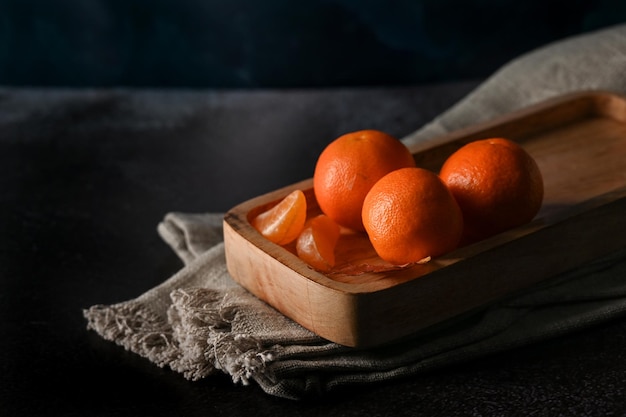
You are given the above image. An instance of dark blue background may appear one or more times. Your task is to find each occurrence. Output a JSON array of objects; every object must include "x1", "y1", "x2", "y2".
[{"x1": 0, "y1": 0, "x2": 624, "y2": 88}]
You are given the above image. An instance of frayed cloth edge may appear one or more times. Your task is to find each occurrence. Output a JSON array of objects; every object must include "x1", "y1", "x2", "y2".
[{"x1": 83, "y1": 288, "x2": 277, "y2": 387}]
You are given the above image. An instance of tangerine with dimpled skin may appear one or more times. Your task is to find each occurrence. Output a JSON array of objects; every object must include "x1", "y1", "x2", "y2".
[
  {"x1": 313, "y1": 129, "x2": 416, "y2": 232},
  {"x1": 439, "y1": 137, "x2": 544, "y2": 243},
  {"x1": 362, "y1": 167, "x2": 464, "y2": 265}
]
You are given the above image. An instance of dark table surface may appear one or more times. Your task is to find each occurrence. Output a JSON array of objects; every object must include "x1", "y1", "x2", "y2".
[{"x1": 4, "y1": 81, "x2": 626, "y2": 416}]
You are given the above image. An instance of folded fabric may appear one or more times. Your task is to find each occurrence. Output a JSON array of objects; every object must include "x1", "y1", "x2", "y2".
[{"x1": 84, "y1": 24, "x2": 626, "y2": 400}]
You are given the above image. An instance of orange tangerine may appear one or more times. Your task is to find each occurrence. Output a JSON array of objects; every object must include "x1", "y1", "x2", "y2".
[
  {"x1": 296, "y1": 214, "x2": 341, "y2": 272},
  {"x1": 439, "y1": 138, "x2": 544, "y2": 243},
  {"x1": 251, "y1": 189, "x2": 307, "y2": 245},
  {"x1": 313, "y1": 129, "x2": 416, "y2": 232},
  {"x1": 362, "y1": 167, "x2": 463, "y2": 265}
]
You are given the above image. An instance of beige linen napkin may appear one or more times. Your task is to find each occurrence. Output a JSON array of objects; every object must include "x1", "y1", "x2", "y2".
[{"x1": 84, "y1": 24, "x2": 626, "y2": 400}]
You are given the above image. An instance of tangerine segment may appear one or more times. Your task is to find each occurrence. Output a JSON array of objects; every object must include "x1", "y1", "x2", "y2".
[
  {"x1": 313, "y1": 129, "x2": 416, "y2": 232},
  {"x1": 439, "y1": 138, "x2": 544, "y2": 243},
  {"x1": 362, "y1": 167, "x2": 464, "y2": 265},
  {"x1": 296, "y1": 215, "x2": 341, "y2": 272},
  {"x1": 251, "y1": 189, "x2": 307, "y2": 245}
]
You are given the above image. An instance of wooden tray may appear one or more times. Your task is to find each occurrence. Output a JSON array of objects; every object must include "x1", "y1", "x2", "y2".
[{"x1": 223, "y1": 91, "x2": 626, "y2": 347}]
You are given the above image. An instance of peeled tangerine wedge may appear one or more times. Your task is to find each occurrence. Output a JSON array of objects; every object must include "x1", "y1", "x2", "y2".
[
  {"x1": 252, "y1": 189, "x2": 307, "y2": 245},
  {"x1": 296, "y1": 214, "x2": 341, "y2": 272}
]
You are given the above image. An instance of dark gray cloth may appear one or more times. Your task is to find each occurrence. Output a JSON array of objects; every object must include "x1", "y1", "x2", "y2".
[{"x1": 84, "y1": 24, "x2": 626, "y2": 400}]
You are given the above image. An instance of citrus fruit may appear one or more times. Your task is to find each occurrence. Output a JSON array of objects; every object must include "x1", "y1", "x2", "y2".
[
  {"x1": 362, "y1": 167, "x2": 464, "y2": 265},
  {"x1": 251, "y1": 189, "x2": 307, "y2": 245},
  {"x1": 439, "y1": 138, "x2": 544, "y2": 243},
  {"x1": 296, "y1": 214, "x2": 341, "y2": 272},
  {"x1": 313, "y1": 129, "x2": 416, "y2": 232}
]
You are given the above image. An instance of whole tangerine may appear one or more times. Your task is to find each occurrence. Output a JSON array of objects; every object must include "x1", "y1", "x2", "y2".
[
  {"x1": 362, "y1": 167, "x2": 464, "y2": 265},
  {"x1": 439, "y1": 137, "x2": 544, "y2": 243},
  {"x1": 313, "y1": 129, "x2": 415, "y2": 232}
]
